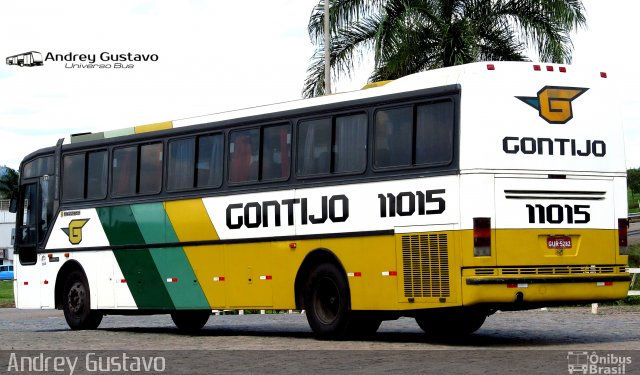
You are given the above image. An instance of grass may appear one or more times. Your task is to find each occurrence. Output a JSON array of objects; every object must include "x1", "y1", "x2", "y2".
[
  {"x1": 630, "y1": 243, "x2": 640, "y2": 268},
  {"x1": 629, "y1": 188, "x2": 640, "y2": 213},
  {"x1": 0, "y1": 281, "x2": 14, "y2": 308}
]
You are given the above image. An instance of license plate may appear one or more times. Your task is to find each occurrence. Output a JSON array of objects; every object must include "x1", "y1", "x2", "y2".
[{"x1": 547, "y1": 236, "x2": 572, "y2": 249}]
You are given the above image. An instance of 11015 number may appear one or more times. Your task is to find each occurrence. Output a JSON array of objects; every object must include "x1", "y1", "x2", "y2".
[{"x1": 526, "y1": 204, "x2": 590, "y2": 224}]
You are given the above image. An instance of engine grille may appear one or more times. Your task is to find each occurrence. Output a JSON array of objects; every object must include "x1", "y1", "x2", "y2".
[{"x1": 402, "y1": 233, "x2": 450, "y2": 298}]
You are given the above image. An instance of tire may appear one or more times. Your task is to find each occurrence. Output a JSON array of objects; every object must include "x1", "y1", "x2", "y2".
[
  {"x1": 347, "y1": 315, "x2": 382, "y2": 337},
  {"x1": 303, "y1": 263, "x2": 351, "y2": 339},
  {"x1": 415, "y1": 308, "x2": 486, "y2": 337},
  {"x1": 171, "y1": 310, "x2": 211, "y2": 333},
  {"x1": 62, "y1": 270, "x2": 103, "y2": 330}
]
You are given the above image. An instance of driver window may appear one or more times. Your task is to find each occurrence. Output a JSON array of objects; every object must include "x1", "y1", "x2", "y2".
[
  {"x1": 21, "y1": 184, "x2": 37, "y2": 246},
  {"x1": 39, "y1": 176, "x2": 54, "y2": 243},
  {"x1": 18, "y1": 183, "x2": 38, "y2": 265}
]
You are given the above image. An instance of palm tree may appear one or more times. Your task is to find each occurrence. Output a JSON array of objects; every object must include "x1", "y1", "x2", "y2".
[
  {"x1": 0, "y1": 166, "x2": 19, "y2": 199},
  {"x1": 303, "y1": 0, "x2": 586, "y2": 98}
]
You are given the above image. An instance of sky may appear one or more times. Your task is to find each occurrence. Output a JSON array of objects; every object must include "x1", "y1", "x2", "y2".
[{"x1": 0, "y1": 0, "x2": 638, "y2": 171}]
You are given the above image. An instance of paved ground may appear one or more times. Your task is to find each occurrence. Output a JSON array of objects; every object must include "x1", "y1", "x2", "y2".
[
  {"x1": 0, "y1": 307, "x2": 639, "y2": 374},
  {"x1": 630, "y1": 221, "x2": 640, "y2": 245}
]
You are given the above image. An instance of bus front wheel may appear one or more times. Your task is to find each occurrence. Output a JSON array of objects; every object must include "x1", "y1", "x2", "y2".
[
  {"x1": 62, "y1": 270, "x2": 103, "y2": 330},
  {"x1": 171, "y1": 310, "x2": 211, "y2": 333},
  {"x1": 304, "y1": 263, "x2": 351, "y2": 339}
]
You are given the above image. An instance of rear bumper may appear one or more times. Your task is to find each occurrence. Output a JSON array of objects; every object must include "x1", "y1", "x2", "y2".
[{"x1": 462, "y1": 274, "x2": 631, "y2": 306}]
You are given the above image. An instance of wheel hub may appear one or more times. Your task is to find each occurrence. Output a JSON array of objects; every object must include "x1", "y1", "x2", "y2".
[
  {"x1": 68, "y1": 281, "x2": 85, "y2": 314},
  {"x1": 315, "y1": 277, "x2": 340, "y2": 324}
]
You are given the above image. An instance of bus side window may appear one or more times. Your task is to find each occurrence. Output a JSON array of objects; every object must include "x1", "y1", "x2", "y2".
[
  {"x1": 196, "y1": 134, "x2": 223, "y2": 188},
  {"x1": 86, "y1": 151, "x2": 108, "y2": 199},
  {"x1": 112, "y1": 146, "x2": 138, "y2": 196},
  {"x1": 262, "y1": 124, "x2": 291, "y2": 181},
  {"x1": 62, "y1": 154, "x2": 85, "y2": 200},
  {"x1": 415, "y1": 101, "x2": 454, "y2": 165},
  {"x1": 335, "y1": 114, "x2": 367, "y2": 173},
  {"x1": 374, "y1": 107, "x2": 412, "y2": 168},
  {"x1": 168, "y1": 138, "x2": 196, "y2": 191},
  {"x1": 229, "y1": 129, "x2": 259, "y2": 183},
  {"x1": 139, "y1": 143, "x2": 163, "y2": 194},
  {"x1": 297, "y1": 118, "x2": 331, "y2": 176}
]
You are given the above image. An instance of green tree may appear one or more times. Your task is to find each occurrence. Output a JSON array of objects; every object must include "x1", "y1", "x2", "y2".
[
  {"x1": 629, "y1": 168, "x2": 640, "y2": 198},
  {"x1": 0, "y1": 166, "x2": 19, "y2": 199},
  {"x1": 304, "y1": 0, "x2": 586, "y2": 97}
]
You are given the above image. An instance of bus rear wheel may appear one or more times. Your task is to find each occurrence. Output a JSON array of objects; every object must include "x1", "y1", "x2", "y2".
[
  {"x1": 347, "y1": 314, "x2": 382, "y2": 337},
  {"x1": 171, "y1": 310, "x2": 211, "y2": 333},
  {"x1": 62, "y1": 270, "x2": 103, "y2": 330},
  {"x1": 415, "y1": 308, "x2": 486, "y2": 337},
  {"x1": 304, "y1": 263, "x2": 351, "y2": 339}
]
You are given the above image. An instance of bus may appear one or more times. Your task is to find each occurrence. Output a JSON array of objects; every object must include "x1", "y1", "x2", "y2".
[
  {"x1": 6, "y1": 51, "x2": 43, "y2": 67},
  {"x1": 9, "y1": 62, "x2": 630, "y2": 338}
]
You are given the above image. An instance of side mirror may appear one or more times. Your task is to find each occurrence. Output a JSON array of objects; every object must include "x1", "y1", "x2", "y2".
[{"x1": 9, "y1": 191, "x2": 18, "y2": 213}]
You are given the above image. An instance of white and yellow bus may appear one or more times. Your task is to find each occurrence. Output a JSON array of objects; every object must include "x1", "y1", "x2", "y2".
[{"x1": 10, "y1": 62, "x2": 630, "y2": 338}]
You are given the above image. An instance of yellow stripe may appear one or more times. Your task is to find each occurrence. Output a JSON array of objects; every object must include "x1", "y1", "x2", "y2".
[
  {"x1": 164, "y1": 199, "x2": 222, "y2": 308},
  {"x1": 134, "y1": 121, "x2": 173, "y2": 134},
  {"x1": 164, "y1": 199, "x2": 218, "y2": 241},
  {"x1": 361, "y1": 80, "x2": 393, "y2": 90}
]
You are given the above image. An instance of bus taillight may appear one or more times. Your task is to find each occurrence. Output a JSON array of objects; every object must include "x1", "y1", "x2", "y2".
[
  {"x1": 619, "y1": 218, "x2": 629, "y2": 255},
  {"x1": 473, "y1": 217, "x2": 491, "y2": 256}
]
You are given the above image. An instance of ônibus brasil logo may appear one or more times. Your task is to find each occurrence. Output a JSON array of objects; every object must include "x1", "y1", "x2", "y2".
[{"x1": 517, "y1": 86, "x2": 589, "y2": 124}]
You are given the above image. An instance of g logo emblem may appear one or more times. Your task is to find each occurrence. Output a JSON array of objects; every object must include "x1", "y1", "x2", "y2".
[
  {"x1": 62, "y1": 219, "x2": 90, "y2": 245},
  {"x1": 517, "y1": 86, "x2": 588, "y2": 124}
]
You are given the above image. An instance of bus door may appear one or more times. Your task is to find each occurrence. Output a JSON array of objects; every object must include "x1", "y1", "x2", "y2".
[{"x1": 15, "y1": 176, "x2": 55, "y2": 308}]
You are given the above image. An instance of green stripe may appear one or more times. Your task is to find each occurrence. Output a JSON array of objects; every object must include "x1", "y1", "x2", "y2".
[
  {"x1": 97, "y1": 205, "x2": 174, "y2": 310},
  {"x1": 131, "y1": 203, "x2": 210, "y2": 309}
]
